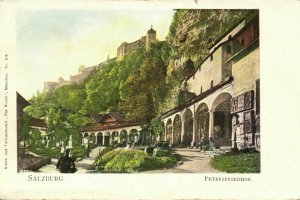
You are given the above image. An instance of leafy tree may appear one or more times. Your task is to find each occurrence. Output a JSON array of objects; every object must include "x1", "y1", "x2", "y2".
[
  {"x1": 54, "y1": 84, "x2": 87, "y2": 112},
  {"x1": 151, "y1": 117, "x2": 164, "y2": 136}
]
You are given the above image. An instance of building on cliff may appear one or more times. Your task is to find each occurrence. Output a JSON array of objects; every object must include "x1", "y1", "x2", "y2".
[
  {"x1": 161, "y1": 15, "x2": 260, "y2": 151},
  {"x1": 43, "y1": 77, "x2": 69, "y2": 93},
  {"x1": 69, "y1": 65, "x2": 97, "y2": 84},
  {"x1": 43, "y1": 56, "x2": 116, "y2": 93},
  {"x1": 116, "y1": 26, "x2": 156, "y2": 61}
]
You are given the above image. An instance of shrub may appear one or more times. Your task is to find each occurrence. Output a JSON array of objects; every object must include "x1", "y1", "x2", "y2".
[
  {"x1": 104, "y1": 150, "x2": 147, "y2": 173},
  {"x1": 95, "y1": 149, "x2": 122, "y2": 170},
  {"x1": 29, "y1": 145, "x2": 60, "y2": 158},
  {"x1": 95, "y1": 149, "x2": 178, "y2": 173},
  {"x1": 153, "y1": 149, "x2": 171, "y2": 157},
  {"x1": 71, "y1": 146, "x2": 87, "y2": 160},
  {"x1": 88, "y1": 143, "x2": 97, "y2": 149},
  {"x1": 94, "y1": 147, "x2": 113, "y2": 163}
]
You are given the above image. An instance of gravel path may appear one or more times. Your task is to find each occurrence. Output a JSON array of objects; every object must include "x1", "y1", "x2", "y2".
[{"x1": 141, "y1": 148, "x2": 221, "y2": 173}]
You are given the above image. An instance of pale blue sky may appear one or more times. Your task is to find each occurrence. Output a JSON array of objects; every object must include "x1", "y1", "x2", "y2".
[{"x1": 16, "y1": 9, "x2": 174, "y2": 99}]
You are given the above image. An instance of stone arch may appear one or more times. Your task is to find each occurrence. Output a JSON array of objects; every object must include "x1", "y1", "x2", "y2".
[
  {"x1": 104, "y1": 131, "x2": 110, "y2": 146},
  {"x1": 129, "y1": 129, "x2": 138, "y2": 143},
  {"x1": 161, "y1": 122, "x2": 166, "y2": 142},
  {"x1": 97, "y1": 132, "x2": 103, "y2": 146},
  {"x1": 211, "y1": 92, "x2": 232, "y2": 147},
  {"x1": 111, "y1": 131, "x2": 118, "y2": 143},
  {"x1": 173, "y1": 114, "x2": 182, "y2": 146},
  {"x1": 89, "y1": 133, "x2": 96, "y2": 144},
  {"x1": 120, "y1": 129, "x2": 128, "y2": 144},
  {"x1": 166, "y1": 118, "x2": 172, "y2": 143},
  {"x1": 195, "y1": 103, "x2": 210, "y2": 147},
  {"x1": 183, "y1": 109, "x2": 193, "y2": 147},
  {"x1": 82, "y1": 133, "x2": 89, "y2": 146}
]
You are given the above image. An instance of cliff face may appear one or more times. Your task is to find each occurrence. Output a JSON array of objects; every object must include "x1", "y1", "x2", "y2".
[
  {"x1": 160, "y1": 9, "x2": 258, "y2": 114},
  {"x1": 168, "y1": 9, "x2": 258, "y2": 67}
]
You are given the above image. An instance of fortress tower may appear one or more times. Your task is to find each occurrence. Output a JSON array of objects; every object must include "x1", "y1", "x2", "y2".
[
  {"x1": 146, "y1": 25, "x2": 156, "y2": 50},
  {"x1": 117, "y1": 26, "x2": 157, "y2": 60}
]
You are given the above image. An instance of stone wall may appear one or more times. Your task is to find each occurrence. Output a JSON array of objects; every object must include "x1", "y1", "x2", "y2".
[
  {"x1": 117, "y1": 37, "x2": 146, "y2": 60},
  {"x1": 231, "y1": 47, "x2": 260, "y2": 149},
  {"x1": 232, "y1": 48, "x2": 259, "y2": 96},
  {"x1": 70, "y1": 66, "x2": 96, "y2": 84},
  {"x1": 43, "y1": 82, "x2": 59, "y2": 92},
  {"x1": 186, "y1": 47, "x2": 223, "y2": 95},
  {"x1": 117, "y1": 27, "x2": 156, "y2": 60}
]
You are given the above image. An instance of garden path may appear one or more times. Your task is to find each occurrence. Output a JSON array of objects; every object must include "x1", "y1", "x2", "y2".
[{"x1": 141, "y1": 148, "x2": 222, "y2": 173}]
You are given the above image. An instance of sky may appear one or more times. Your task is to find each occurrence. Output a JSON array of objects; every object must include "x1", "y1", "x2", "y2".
[{"x1": 16, "y1": 9, "x2": 175, "y2": 99}]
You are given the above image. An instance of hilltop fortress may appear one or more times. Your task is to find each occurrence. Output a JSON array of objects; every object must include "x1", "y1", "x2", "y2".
[
  {"x1": 44, "y1": 26, "x2": 156, "y2": 92},
  {"x1": 43, "y1": 58, "x2": 115, "y2": 92},
  {"x1": 117, "y1": 26, "x2": 156, "y2": 60}
]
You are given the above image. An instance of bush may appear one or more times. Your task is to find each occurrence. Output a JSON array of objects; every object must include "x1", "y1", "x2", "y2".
[
  {"x1": 71, "y1": 146, "x2": 87, "y2": 160},
  {"x1": 88, "y1": 143, "x2": 97, "y2": 149},
  {"x1": 95, "y1": 149, "x2": 122, "y2": 170},
  {"x1": 155, "y1": 141, "x2": 170, "y2": 150},
  {"x1": 110, "y1": 141, "x2": 119, "y2": 148},
  {"x1": 153, "y1": 149, "x2": 171, "y2": 157},
  {"x1": 104, "y1": 150, "x2": 146, "y2": 173},
  {"x1": 211, "y1": 151, "x2": 260, "y2": 173},
  {"x1": 94, "y1": 147, "x2": 113, "y2": 163},
  {"x1": 29, "y1": 145, "x2": 61, "y2": 158},
  {"x1": 95, "y1": 149, "x2": 177, "y2": 173}
]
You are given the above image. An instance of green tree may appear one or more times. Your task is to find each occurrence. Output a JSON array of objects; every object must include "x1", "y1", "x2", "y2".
[{"x1": 151, "y1": 117, "x2": 164, "y2": 137}]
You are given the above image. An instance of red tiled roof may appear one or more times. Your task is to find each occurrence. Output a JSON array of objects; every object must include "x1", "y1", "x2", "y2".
[
  {"x1": 106, "y1": 112, "x2": 126, "y2": 122},
  {"x1": 87, "y1": 113, "x2": 103, "y2": 123},
  {"x1": 28, "y1": 118, "x2": 47, "y2": 128},
  {"x1": 80, "y1": 121, "x2": 144, "y2": 132}
]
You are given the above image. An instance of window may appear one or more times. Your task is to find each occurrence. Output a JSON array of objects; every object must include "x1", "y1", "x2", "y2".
[
  {"x1": 241, "y1": 38, "x2": 245, "y2": 47},
  {"x1": 210, "y1": 80, "x2": 213, "y2": 88},
  {"x1": 210, "y1": 54, "x2": 213, "y2": 61},
  {"x1": 200, "y1": 86, "x2": 203, "y2": 94}
]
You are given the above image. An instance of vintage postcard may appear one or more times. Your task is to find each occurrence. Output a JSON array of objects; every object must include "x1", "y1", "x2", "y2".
[{"x1": 0, "y1": 0, "x2": 300, "y2": 199}]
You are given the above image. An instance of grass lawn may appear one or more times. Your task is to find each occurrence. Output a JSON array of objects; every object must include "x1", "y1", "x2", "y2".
[{"x1": 211, "y1": 150, "x2": 260, "y2": 173}]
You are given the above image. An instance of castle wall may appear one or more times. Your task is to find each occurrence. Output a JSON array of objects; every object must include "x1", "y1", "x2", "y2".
[
  {"x1": 117, "y1": 28, "x2": 155, "y2": 60},
  {"x1": 117, "y1": 37, "x2": 146, "y2": 60},
  {"x1": 69, "y1": 69, "x2": 94, "y2": 84},
  {"x1": 44, "y1": 82, "x2": 59, "y2": 92}
]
